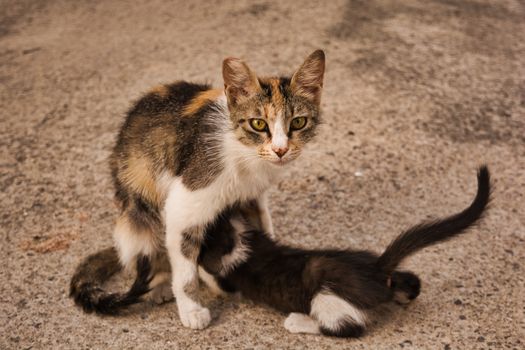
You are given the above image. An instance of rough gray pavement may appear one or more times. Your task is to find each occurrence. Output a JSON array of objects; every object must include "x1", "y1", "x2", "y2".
[{"x1": 1, "y1": 0, "x2": 524, "y2": 349}]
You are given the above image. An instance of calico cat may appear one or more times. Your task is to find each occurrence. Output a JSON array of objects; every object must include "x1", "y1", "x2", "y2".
[
  {"x1": 71, "y1": 166, "x2": 490, "y2": 338},
  {"x1": 70, "y1": 50, "x2": 326, "y2": 329},
  {"x1": 195, "y1": 166, "x2": 491, "y2": 337}
]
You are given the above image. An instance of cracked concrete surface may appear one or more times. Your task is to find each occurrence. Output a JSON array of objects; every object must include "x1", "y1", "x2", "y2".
[{"x1": 1, "y1": 0, "x2": 524, "y2": 349}]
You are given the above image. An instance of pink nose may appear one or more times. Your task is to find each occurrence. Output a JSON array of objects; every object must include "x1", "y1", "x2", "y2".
[{"x1": 272, "y1": 146, "x2": 289, "y2": 158}]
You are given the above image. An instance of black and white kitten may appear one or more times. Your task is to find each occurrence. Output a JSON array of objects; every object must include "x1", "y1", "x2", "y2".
[
  {"x1": 70, "y1": 166, "x2": 490, "y2": 337},
  {"x1": 196, "y1": 166, "x2": 491, "y2": 337}
]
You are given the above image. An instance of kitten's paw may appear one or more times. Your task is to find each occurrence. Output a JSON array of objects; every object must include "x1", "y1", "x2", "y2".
[
  {"x1": 284, "y1": 313, "x2": 320, "y2": 334},
  {"x1": 179, "y1": 305, "x2": 211, "y2": 329},
  {"x1": 149, "y1": 282, "x2": 174, "y2": 304},
  {"x1": 391, "y1": 271, "x2": 421, "y2": 304}
]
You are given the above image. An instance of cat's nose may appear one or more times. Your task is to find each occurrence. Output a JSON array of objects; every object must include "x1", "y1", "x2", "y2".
[{"x1": 272, "y1": 146, "x2": 288, "y2": 158}]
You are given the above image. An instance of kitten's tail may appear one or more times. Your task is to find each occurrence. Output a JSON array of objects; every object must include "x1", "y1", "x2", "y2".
[
  {"x1": 377, "y1": 166, "x2": 491, "y2": 274},
  {"x1": 69, "y1": 247, "x2": 152, "y2": 315}
]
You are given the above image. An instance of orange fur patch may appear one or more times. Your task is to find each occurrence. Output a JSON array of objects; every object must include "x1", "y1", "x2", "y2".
[
  {"x1": 263, "y1": 103, "x2": 277, "y2": 122},
  {"x1": 120, "y1": 156, "x2": 160, "y2": 206},
  {"x1": 269, "y1": 78, "x2": 285, "y2": 107},
  {"x1": 150, "y1": 85, "x2": 169, "y2": 98},
  {"x1": 182, "y1": 89, "x2": 223, "y2": 117}
]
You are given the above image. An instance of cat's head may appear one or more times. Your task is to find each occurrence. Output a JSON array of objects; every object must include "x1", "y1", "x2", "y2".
[{"x1": 223, "y1": 50, "x2": 325, "y2": 166}]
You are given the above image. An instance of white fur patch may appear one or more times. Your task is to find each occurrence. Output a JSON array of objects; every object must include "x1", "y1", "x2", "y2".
[
  {"x1": 284, "y1": 313, "x2": 320, "y2": 334},
  {"x1": 271, "y1": 116, "x2": 288, "y2": 151},
  {"x1": 156, "y1": 170, "x2": 174, "y2": 204},
  {"x1": 257, "y1": 193, "x2": 274, "y2": 238},
  {"x1": 219, "y1": 218, "x2": 251, "y2": 276},
  {"x1": 113, "y1": 217, "x2": 158, "y2": 270},
  {"x1": 168, "y1": 240, "x2": 211, "y2": 329},
  {"x1": 310, "y1": 291, "x2": 367, "y2": 331}
]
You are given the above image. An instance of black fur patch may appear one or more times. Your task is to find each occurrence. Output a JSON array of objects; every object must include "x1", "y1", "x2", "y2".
[
  {"x1": 181, "y1": 227, "x2": 204, "y2": 260},
  {"x1": 197, "y1": 167, "x2": 491, "y2": 337},
  {"x1": 177, "y1": 101, "x2": 226, "y2": 191},
  {"x1": 70, "y1": 251, "x2": 152, "y2": 315},
  {"x1": 258, "y1": 79, "x2": 272, "y2": 97},
  {"x1": 320, "y1": 321, "x2": 365, "y2": 338},
  {"x1": 390, "y1": 271, "x2": 421, "y2": 301},
  {"x1": 278, "y1": 76, "x2": 292, "y2": 100},
  {"x1": 128, "y1": 196, "x2": 163, "y2": 232}
]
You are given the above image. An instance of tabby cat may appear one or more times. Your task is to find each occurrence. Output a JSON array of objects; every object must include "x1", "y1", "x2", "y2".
[{"x1": 71, "y1": 50, "x2": 326, "y2": 329}]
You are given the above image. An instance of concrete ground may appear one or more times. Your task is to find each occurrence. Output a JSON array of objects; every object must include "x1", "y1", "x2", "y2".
[{"x1": 1, "y1": 0, "x2": 524, "y2": 349}]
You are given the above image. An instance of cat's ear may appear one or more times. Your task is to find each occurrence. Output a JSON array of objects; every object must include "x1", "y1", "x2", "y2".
[
  {"x1": 223, "y1": 57, "x2": 261, "y2": 107},
  {"x1": 290, "y1": 50, "x2": 325, "y2": 105}
]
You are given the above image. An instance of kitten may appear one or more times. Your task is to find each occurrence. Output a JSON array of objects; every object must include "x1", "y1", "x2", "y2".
[
  {"x1": 196, "y1": 166, "x2": 491, "y2": 337},
  {"x1": 70, "y1": 50, "x2": 326, "y2": 329},
  {"x1": 71, "y1": 166, "x2": 490, "y2": 337}
]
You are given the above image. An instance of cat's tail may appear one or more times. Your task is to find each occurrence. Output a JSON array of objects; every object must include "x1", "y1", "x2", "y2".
[
  {"x1": 69, "y1": 247, "x2": 152, "y2": 315},
  {"x1": 376, "y1": 166, "x2": 491, "y2": 274}
]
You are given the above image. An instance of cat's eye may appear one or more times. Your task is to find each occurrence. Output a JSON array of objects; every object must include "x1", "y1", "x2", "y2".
[
  {"x1": 249, "y1": 119, "x2": 268, "y2": 132},
  {"x1": 290, "y1": 117, "x2": 307, "y2": 130}
]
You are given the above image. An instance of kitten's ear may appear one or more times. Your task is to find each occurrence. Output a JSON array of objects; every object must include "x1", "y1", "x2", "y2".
[
  {"x1": 223, "y1": 57, "x2": 261, "y2": 107},
  {"x1": 290, "y1": 50, "x2": 325, "y2": 105}
]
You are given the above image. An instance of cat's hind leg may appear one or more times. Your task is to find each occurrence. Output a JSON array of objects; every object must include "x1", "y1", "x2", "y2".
[
  {"x1": 147, "y1": 251, "x2": 174, "y2": 304},
  {"x1": 390, "y1": 271, "x2": 421, "y2": 304},
  {"x1": 113, "y1": 197, "x2": 167, "y2": 303},
  {"x1": 310, "y1": 290, "x2": 367, "y2": 338}
]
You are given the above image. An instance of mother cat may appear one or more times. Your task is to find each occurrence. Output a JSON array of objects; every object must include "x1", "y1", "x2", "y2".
[{"x1": 103, "y1": 50, "x2": 325, "y2": 329}]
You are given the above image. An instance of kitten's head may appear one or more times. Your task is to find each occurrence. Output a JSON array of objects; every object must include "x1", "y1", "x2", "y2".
[{"x1": 223, "y1": 50, "x2": 325, "y2": 166}]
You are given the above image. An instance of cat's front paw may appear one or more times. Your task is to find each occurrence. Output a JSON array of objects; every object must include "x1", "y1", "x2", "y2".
[{"x1": 178, "y1": 305, "x2": 211, "y2": 329}]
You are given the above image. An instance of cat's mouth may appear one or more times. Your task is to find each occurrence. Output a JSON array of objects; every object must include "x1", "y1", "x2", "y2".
[{"x1": 269, "y1": 158, "x2": 292, "y2": 166}]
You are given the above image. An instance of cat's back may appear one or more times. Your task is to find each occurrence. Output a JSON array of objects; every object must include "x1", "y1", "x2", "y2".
[
  {"x1": 123, "y1": 81, "x2": 212, "y2": 128},
  {"x1": 110, "y1": 81, "x2": 224, "y2": 208}
]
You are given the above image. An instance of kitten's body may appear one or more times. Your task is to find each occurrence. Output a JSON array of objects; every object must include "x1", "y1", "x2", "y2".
[
  {"x1": 71, "y1": 167, "x2": 491, "y2": 338},
  {"x1": 197, "y1": 166, "x2": 491, "y2": 337},
  {"x1": 71, "y1": 51, "x2": 326, "y2": 329}
]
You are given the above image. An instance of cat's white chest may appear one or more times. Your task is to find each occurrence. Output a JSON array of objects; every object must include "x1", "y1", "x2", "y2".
[
  {"x1": 164, "y1": 143, "x2": 279, "y2": 230},
  {"x1": 215, "y1": 160, "x2": 276, "y2": 204}
]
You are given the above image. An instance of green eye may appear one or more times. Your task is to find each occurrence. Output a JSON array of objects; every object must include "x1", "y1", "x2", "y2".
[
  {"x1": 249, "y1": 119, "x2": 268, "y2": 132},
  {"x1": 290, "y1": 117, "x2": 307, "y2": 130}
]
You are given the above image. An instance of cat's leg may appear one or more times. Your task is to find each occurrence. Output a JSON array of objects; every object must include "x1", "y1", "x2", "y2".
[
  {"x1": 284, "y1": 313, "x2": 320, "y2": 334},
  {"x1": 198, "y1": 266, "x2": 227, "y2": 296},
  {"x1": 147, "y1": 251, "x2": 174, "y2": 304},
  {"x1": 113, "y1": 198, "x2": 161, "y2": 274},
  {"x1": 113, "y1": 198, "x2": 169, "y2": 303},
  {"x1": 167, "y1": 224, "x2": 210, "y2": 329},
  {"x1": 257, "y1": 192, "x2": 274, "y2": 238},
  {"x1": 165, "y1": 181, "x2": 218, "y2": 329},
  {"x1": 390, "y1": 271, "x2": 421, "y2": 304},
  {"x1": 310, "y1": 290, "x2": 367, "y2": 338},
  {"x1": 148, "y1": 272, "x2": 173, "y2": 304}
]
